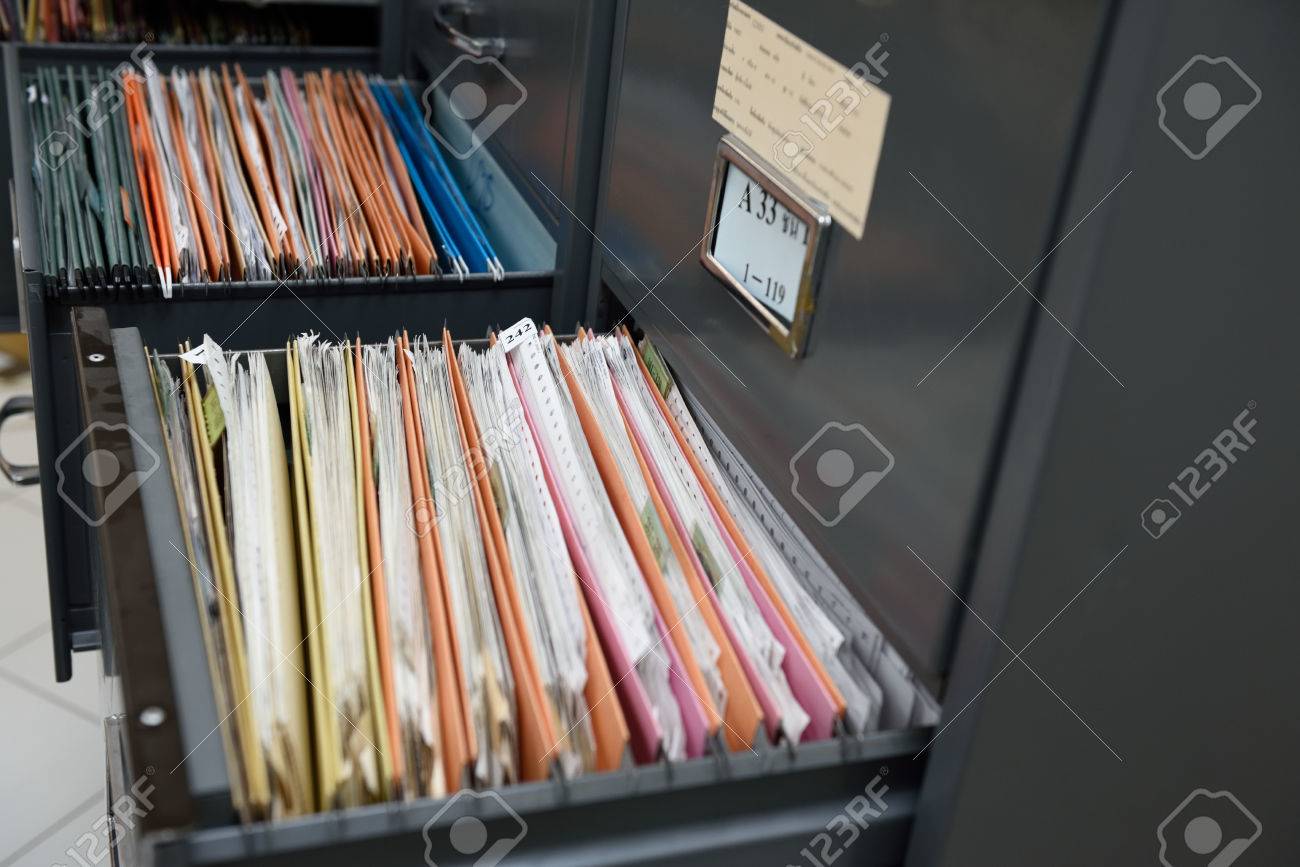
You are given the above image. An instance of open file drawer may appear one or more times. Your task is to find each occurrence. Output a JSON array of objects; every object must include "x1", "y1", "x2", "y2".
[
  {"x1": 0, "y1": 34, "x2": 392, "y2": 332},
  {"x1": 72, "y1": 306, "x2": 935, "y2": 865}
]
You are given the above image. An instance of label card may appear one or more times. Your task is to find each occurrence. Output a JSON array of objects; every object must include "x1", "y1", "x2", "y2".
[
  {"x1": 712, "y1": 0, "x2": 890, "y2": 240},
  {"x1": 710, "y1": 161, "x2": 810, "y2": 326},
  {"x1": 498, "y1": 317, "x2": 538, "y2": 352}
]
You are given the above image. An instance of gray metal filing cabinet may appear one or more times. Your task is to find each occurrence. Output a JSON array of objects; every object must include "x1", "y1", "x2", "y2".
[{"x1": 3, "y1": 0, "x2": 1298, "y2": 864}]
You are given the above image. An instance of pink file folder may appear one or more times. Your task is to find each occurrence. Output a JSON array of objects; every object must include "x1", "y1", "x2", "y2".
[
  {"x1": 705, "y1": 489, "x2": 837, "y2": 742},
  {"x1": 614, "y1": 380, "x2": 784, "y2": 744}
]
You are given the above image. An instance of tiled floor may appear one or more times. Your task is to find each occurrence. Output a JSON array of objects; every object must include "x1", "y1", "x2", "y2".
[{"x1": 0, "y1": 373, "x2": 107, "y2": 867}]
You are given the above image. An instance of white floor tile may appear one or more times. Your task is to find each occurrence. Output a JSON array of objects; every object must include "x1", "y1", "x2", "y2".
[
  {"x1": 0, "y1": 487, "x2": 52, "y2": 647},
  {"x1": 0, "y1": 797, "x2": 106, "y2": 867},
  {"x1": 0, "y1": 639, "x2": 104, "y2": 726},
  {"x1": 0, "y1": 671, "x2": 104, "y2": 860},
  {"x1": 0, "y1": 379, "x2": 49, "y2": 646},
  {"x1": 0, "y1": 371, "x2": 108, "y2": 867}
]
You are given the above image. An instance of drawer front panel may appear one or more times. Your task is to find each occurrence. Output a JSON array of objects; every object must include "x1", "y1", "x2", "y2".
[{"x1": 596, "y1": 0, "x2": 1108, "y2": 684}]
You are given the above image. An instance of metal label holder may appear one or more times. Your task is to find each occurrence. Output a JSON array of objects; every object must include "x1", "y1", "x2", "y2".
[{"x1": 700, "y1": 135, "x2": 832, "y2": 358}]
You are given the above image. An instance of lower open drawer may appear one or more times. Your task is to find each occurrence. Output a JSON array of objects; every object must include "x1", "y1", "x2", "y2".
[{"x1": 77, "y1": 307, "x2": 935, "y2": 866}]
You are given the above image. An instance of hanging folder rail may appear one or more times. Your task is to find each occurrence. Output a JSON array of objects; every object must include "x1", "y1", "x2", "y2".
[{"x1": 39, "y1": 269, "x2": 557, "y2": 304}]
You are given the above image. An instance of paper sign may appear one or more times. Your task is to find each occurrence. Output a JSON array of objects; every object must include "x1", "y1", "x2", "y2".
[{"x1": 713, "y1": 0, "x2": 890, "y2": 240}]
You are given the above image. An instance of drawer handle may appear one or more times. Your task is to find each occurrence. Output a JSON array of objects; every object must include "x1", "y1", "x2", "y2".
[
  {"x1": 0, "y1": 395, "x2": 39, "y2": 486},
  {"x1": 434, "y1": 2, "x2": 507, "y2": 60}
]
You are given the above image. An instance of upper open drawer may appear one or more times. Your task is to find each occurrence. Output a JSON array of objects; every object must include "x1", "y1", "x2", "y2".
[{"x1": 8, "y1": 50, "x2": 555, "y2": 300}]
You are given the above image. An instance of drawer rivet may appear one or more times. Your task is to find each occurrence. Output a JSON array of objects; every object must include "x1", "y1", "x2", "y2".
[
  {"x1": 139, "y1": 706, "x2": 167, "y2": 727},
  {"x1": 88, "y1": 353, "x2": 105, "y2": 363}
]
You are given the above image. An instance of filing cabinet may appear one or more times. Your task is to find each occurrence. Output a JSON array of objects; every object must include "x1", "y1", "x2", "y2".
[
  {"x1": 5, "y1": 0, "x2": 1296, "y2": 865},
  {"x1": 2, "y1": 0, "x2": 1081, "y2": 863}
]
